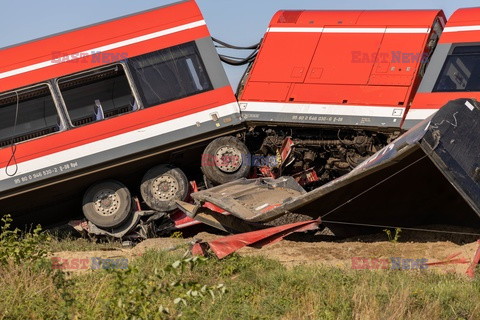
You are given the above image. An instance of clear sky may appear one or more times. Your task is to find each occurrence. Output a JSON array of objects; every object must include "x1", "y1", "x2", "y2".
[{"x1": 0, "y1": 0, "x2": 478, "y2": 88}]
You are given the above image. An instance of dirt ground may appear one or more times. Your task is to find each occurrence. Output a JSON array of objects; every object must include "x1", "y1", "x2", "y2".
[{"x1": 51, "y1": 225, "x2": 480, "y2": 276}]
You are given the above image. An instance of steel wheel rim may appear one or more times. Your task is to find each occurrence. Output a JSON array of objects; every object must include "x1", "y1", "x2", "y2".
[
  {"x1": 93, "y1": 189, "x2": 120, "y2": 216},
  {"x1": 152, "y1": 174, "x2": 179, "y2": 201},
  {"x1": 214, "y1": 146, "x2": 243, "y2": 173}
]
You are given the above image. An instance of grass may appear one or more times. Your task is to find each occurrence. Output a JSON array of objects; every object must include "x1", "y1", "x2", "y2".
[
  {"x1": 44, "y1": 233, "x2": 122, "y2": 252},
  {"x1": 1, "y1": 215, "x2": 480, "y2": 319},
  {"x1": 1, "y1": 249, "x2": 480, "y2": 319}
]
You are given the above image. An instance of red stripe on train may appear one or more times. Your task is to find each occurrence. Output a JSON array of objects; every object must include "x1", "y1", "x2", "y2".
[{"x1": 0, "y1": 86, "x2": 236, "y2": 167}]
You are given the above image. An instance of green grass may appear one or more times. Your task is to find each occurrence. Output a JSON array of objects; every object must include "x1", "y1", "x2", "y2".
[
  {"x1": 1, "y1": 216, "x2": 480, "y2": 319},
  {"x1": 44, "y1": 233, "x2": 122, "y2": 252},
  {"x1": 1, "y1": 249, "x2": 480, "y2": 320}
]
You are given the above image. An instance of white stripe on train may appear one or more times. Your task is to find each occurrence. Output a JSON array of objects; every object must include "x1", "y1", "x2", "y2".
[
  {"x1": 267, "y1": 27, "x2": 431, "y2": 34},
  {"x1": 0, "y1": 102, "x2": 239, "y2": 181},
  {"x1": 0, "y1": 20, "x2": 206, "y2": 80},
  {"x1": 241, "y1": 101, "x2": 438, "y2": 122},
  {"x1": 239, "y1": 101, "x2": 407, "y2": 118},
  {"x1": 443, "y1": 25, "x2": 480, "y2": 33}
]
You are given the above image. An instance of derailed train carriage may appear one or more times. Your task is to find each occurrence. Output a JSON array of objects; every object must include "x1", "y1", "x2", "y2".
[
  {"x1": 0, "y1": 1, "x2": 242, "y2": 227},
  {"x1": 0, "y1": 1, "x2": 479, "y2": 235}
]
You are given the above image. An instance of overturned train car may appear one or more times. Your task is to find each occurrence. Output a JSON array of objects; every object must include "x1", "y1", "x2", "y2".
[{"x1": 0, "y1": 1, "x2": 242, "y2": 226}]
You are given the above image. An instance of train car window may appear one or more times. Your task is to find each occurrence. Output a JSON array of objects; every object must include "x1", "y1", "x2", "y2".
[
  {"x1": 433, "y1": 45, "x2": 480, "y2": 92},
  {"x1": 0, "y1": 85, "x2": 58, "y2": 148},
  {"x1": 128, "y1": 42, "x2": 213, "y2": 108},
  {"x1": 58, "y1": 64, "x2": 136, "y2": 126}
]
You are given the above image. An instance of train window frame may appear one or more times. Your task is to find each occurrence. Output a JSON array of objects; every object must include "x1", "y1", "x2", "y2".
[
  {"x1": 433, "y1": 45, "x2": 480, "y2": 92},
  {"x1": 0, "y1": 83, "x2": 61, "y2": 149},
  {"x1": 127, "y1": 41, "x2": 213, "y2": 108},
  {"x1": 56, "y1": 63, "x2": 141, "y2": 127}
]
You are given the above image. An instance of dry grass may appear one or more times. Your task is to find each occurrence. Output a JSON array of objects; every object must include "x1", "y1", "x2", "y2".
[
  {"x1": 1, "y1": 249, "x2": 480, "y2": 319},
  {"x1": 1, "y1": 214, "x2": 479, "y2": 320}
]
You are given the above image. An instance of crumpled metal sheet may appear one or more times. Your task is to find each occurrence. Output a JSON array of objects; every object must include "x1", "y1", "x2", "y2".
[
  {"x1": 186, "y1": 99, "x2": 480, "y2": 235},
  {"x1": 169, "y1": 209, "x2": 202, "y2": 229},
  {"x1": 192, "y1": 219, "x2": 320, "y2": 259},
  {"x1": 467, "y1": 240, "x2": 480, "y2": 278}
]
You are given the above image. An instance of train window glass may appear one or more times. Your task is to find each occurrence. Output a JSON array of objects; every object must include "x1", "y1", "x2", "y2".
[
  {"x1": 433, "y1": 45, "x2": 480, "y2": 92},
  {"x1": 0, "y1": 85, "x2": 58, "y2": 148},
  {"x1": 128, "y1": 42, "x2": 213, "y2": 108},
  {"x1": 58, "y1": 64, "x2": 136, "y2": 126}
]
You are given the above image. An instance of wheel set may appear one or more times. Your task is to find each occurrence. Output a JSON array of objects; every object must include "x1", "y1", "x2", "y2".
[
  {"x1": 81, "y1": 165, "x2": 189, "y2": 229},
  {"x1": 140, "y1": 164, "x2": 189, "y2": 212},
  {"x1": 82, "y1": 179, "x2": 132, "y2": 228},
  {"x1": 201, "y1": 136, "x2": 251, "y2": 185},
  {"x1": 82, "y1": 136, "x2": 251, "y2": 229}
]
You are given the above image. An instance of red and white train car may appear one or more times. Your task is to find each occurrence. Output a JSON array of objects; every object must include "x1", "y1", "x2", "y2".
[
  {"x1": 0, "y1": 0, "x2": 241, "y2": 227},
  {"x1": 2, "y1": 2, "x2": 480, "y2": 231},
  {"x1": 407, "y1": 7, "x2": 480, "y2": 127},
  {"x1": 229, "y1": 9, "x2": 447, "y2": 184},
  {"x1": 237, "y1": 9, "x2": 446, "y2": 129}
]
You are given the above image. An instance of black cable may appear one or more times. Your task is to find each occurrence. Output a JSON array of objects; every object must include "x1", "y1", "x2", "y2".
[
  {"x1": 6, "y1": 91, "x2": 19, "y2": 177},
  {"x1": 219, "y1": 55, "x2": 257, "y2": 66},
  {"x1": 219, "y1": 51, "x2": 258, "y2": 66},
  {"x1": 322, "y1": 220, "x2": 480, "y2": 237},
  {"x1": 213, "y1": 36, "x2": 260, "y2": 65},
  {"x1": 212, "y1": 37, "x2": 259, "y2": 50},
  {"x1": 218, "y1": 53, "x2": 254, "y2": 60}
]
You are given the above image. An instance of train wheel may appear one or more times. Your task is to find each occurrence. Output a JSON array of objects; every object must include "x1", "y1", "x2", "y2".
[
  {"x1": 82, "y1": 179, "x2": 132, "y2": 228},
  {"x1": 201, "y1": 136, "x2": 251, "y2": 185},
  {"x1": 140, "y1": 164, "x2": 189, "y2": 212}
]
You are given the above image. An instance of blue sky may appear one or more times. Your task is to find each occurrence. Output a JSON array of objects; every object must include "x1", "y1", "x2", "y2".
[{"x1": 0, "y1": 0, "x2": 477, "y2": 88}]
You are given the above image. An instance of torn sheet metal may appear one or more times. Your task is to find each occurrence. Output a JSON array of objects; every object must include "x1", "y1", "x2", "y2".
[
  {"x1": 467, "y1": 240, "x2": 480, "y2": 278},
  {"x1": 426, "y1": 252, "x2": 469, "y2": 267},
  {"x1": 192, "y1": 219, "x2": 320, "y2": 259},
  {"x1": 186, "y1": 99, "x2": 480, "y2": 233},
  {"x1": 176, "y1": 200, "x2": 261, "y2": 233},
  {"x1": 180, "y1": 174, "x2": 305, "y2": 222},
  {"x1": 169, "y1": 209, "x2": 202, "y2": 229}
]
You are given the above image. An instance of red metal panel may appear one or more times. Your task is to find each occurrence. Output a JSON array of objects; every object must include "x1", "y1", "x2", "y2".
[
  {"x1": 269, "y1": 10, "x2": 442, "y2": 29},
  {"x1": 247, "y1": 32, "x2": 320, "y2": 83},
  {"x1": 0, "y1": 85, "x2": 235, "y2": 167},
  {"x1": 0, "y1": 28, "x2": 210, "y2": 93},
  {"x1": 466, "y1": 240, "x2": 480, "y2": 278},
  {"x1": 356, "y1": 10, "x2": 442, "y2": 26},
  {"x1": 289, "y1": 83, "x2": 408, "y2": 106},
  {"x1": 440, "y1": 7, "x2": 480, "y2": 44},
  {"x1": 447, "y1": 7, "x2": 480, "y2": 22},
  {"x1": 369, "y1": 31, "x2": 428, "y2": 88},
  {"x1": 408, "y1": 92, "x2": 478, "y2": 112},
  {"x1": 270, "y1": 10, "x2": 361, "y2": 28},
  {"x1": 0, "y1": 1, "x2": 207, "y2": 92},
  {"x1": 239, "y1": 82, "x2": 291, "y2": 102},
  {"x1": 441, "y1": 30, "x2": 480, "y2": 43},
  {"x1": 305, "y1": 30, "x2": 384, "y2": 85},
  {"x1": 192, "y1": 219, "x2": 320, "y2": 259},
  {"x1": 240, "y1": 9, "x2": 444, "y2": 111}
]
